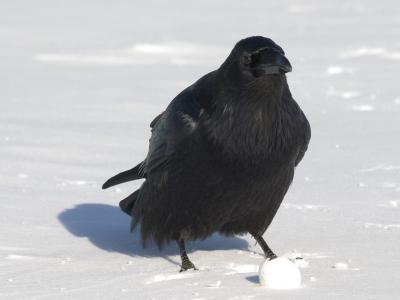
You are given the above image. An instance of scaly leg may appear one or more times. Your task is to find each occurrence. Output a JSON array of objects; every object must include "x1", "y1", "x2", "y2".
[
  {"x1": 251, "y1": 233, "x2": 277, "y2": 260},
  {"x1": 177, "y1": 238, "x2": 197, "y2": 272}
]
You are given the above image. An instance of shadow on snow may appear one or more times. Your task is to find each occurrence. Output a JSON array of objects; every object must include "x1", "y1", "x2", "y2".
[{"x1": 58, "y1": 203, "x2": 249, "y2": 266}]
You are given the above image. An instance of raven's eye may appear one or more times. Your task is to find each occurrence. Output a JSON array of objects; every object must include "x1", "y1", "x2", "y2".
[
  {"x1": 241, "y1": 52, "x2": 252, "y2": 65},
  {"x1": 250, "y1": 52, "x2": 261, "y2": 67}
]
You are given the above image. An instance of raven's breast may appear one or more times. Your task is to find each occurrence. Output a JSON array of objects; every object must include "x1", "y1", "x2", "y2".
[{"x1": 132, "y1": 132, "x2": 296, "y2": 247}]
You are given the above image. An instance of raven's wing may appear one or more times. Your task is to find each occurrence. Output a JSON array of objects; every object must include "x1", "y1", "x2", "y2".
[
  {"x1": 102, "y1": 87, "x2": 202, "y2": 189},
  {"x1": 101, "y1": 112, "x2": 165, "y2": 189},
  {"x1": 143, "y1": 88, "x2": 202, "y2": 175},
  {"x1": 295, "y1": 111, "x2": 311, "y2": 167}
]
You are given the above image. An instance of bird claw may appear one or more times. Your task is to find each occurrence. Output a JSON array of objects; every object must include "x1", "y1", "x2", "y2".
[
  {"x1": 266, "y1": 253, "x2": 278, "y2": 261},
  {"x1": 179, "y1": 262, "x2": 197, "y2": 272}
]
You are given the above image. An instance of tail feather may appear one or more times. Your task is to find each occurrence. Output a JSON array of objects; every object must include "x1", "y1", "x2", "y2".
[
  {"x1": 102, "y1": 161, "x2": 145, "y2": 189},
  {"x1": 119, "y1": 190, "x2": 139, "y2": 215}
]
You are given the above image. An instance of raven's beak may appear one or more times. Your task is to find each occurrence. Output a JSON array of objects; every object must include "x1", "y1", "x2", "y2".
[{"x1": 255, "y1": 52, "x2": 292, "y2": 75}]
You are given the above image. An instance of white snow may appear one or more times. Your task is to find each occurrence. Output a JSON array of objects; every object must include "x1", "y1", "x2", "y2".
[
  {"x1": 326, "y1": 87, "x2": 360, "y2": 99},
  {"x1": 224, "y1": 263, "x2": 259, "y2": 275},
  {"x1": 341, "y1": 47, "x2": 400, "y2": 60},
  {"x1": 258, "y1": 257, "x2": 302, "y2": 289},
  {"x1": 293, "y1": 258, "x2": 310, "y2": 269},
  {"x1": 326, "y1": 66, "x2": 344, "y2": 75},
  {"x1": 205, "y1": 281, "x2": 222, "y2": 288},
  {"x1": 325, "y1": 66, "x2": 355, "y2": 75},
  {"x1": 360, "y1": 165, "x2": 400, "y2": 172},
  {"x1": 282, "y1": 203, "x2": 328, "y2": 212},
  {"x1": 364, "y1": 223, "x2": 400, "y2": 230},
  {"x1": 145, "y1": 273, "x2": 197, "y2": 284},
  {"x1": 5, "y1": 255, "x2": 36, "y2": 261},
  {"x1": 1, "y1": 0, "x2": 400, "y2": 299},
  {"x1": 349, "y1": 104, "x2": 375, "y2": 112},
  {"x1": 35, "y1": 42, "x2": 225, "y2": 66},
  {"x1": 287, "y1": 5, "x2": 315, "y2": 14},
  {"x1": 386, "y1": 200, "x2": 399, "y2": 208},
  {"x1": 332, "y1": 262, "x2": 349, "y2": 270}
]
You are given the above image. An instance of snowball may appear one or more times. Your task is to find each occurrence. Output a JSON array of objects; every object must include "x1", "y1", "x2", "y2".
[{"x1": 259, "y1": 257, "x2": 302, "y2": 289}]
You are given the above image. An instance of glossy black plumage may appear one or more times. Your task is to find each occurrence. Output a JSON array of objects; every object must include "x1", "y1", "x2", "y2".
[{"x1": 103, "y1": 36, "x2": 311, "y2": 264}]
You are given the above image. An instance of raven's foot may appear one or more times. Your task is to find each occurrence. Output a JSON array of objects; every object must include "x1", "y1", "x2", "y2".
[
  {"x1": 179, "y1": 259, "x2": 197, "y2": 272},
  {"x1": 266, "y1": 252, "x2": 278, "y2": 261}
]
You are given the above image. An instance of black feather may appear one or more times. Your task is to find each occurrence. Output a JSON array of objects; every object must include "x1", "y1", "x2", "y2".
[
  {"x1": 103, "y1": 36, "x2": 311, "y2": 250},
  {"x1": 102, "y1": 161, "x2": 145, "y2": 189},
  {"x1": 119, "y1": 190, "x2": 139, "y2": 215}
]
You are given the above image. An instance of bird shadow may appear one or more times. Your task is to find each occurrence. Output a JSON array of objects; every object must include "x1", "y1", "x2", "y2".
[{"x1": 58, "y1": 203, "x2": 249, "y2": 266}]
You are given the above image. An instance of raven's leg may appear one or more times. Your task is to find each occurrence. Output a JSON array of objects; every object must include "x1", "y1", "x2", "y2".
[
  {"x1": 177, "y1": 238, "x2": 197, "y2": 272},
  {"x1": 251, "y1": 234, "x2": 277, "y2": 260}
]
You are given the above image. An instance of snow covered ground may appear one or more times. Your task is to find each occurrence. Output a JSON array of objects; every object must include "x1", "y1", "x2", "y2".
[{"x1": 1, "y1": 0, "x2": 400, "y2": 299}]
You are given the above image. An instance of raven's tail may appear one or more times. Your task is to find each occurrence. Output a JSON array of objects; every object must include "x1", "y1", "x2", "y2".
[
  {"x1": 119, "y1": 190, "x2": 140, "y2": 215},
  {"x1": 102, "y1": 161, "x2": 145, "y2": 189}
]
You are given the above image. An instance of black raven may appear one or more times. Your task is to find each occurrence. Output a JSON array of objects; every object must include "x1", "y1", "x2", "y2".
[{"x1": 103, "y1": 36, "x2": 311, "y2": 271}]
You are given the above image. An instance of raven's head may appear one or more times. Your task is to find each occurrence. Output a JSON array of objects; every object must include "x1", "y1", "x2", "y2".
[{"x1": 221, "y1": 36, "x2": 292, "y2": 80}]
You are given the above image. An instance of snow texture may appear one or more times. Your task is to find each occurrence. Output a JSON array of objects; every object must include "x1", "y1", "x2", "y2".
[{"x1": 1, "y1": 0, "x2": 400, "y2": 299}]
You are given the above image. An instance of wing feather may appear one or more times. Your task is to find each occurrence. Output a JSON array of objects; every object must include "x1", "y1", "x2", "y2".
[{"x1": 143, "y1": 88, "x2": 202, "y2": 174}]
